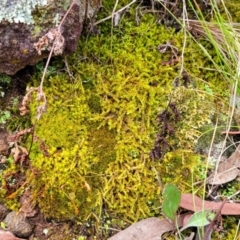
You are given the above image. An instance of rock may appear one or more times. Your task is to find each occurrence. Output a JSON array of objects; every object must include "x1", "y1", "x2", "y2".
[
  {"x1": 0, "y1": 130, "x2": 9, "y2": 156},
  {"x1": 0, "y1": 204, "x2": 10, "y2": 221},
  {"x1": 4, "y1": 211, "x2": 33, "y2": 238},
  {"x1": 0, "y1": 138, "x2": 8, "y2": 156},
  {"x1": 0, "y1": 0, "x2": 100, "y2": 75},
  {"x1": 0, "y1": 230, "x2": 25, "y2": 240}
]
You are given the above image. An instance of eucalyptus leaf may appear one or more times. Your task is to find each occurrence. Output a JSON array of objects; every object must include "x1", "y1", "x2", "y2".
[{"x1": 162, "y1": 184, "x2": 181, "y2": 221}]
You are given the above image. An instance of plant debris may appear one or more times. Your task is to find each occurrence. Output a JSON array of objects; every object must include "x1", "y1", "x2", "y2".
[
  {"x1": 180, "y1": 193, "x2": 240, "y2": 215},
  {"x1": 207, "y1": 144, "x2": 240, "y2": 185},
  {"x1": 150, "y1": 102, "x2": 180, "y2": 160}
]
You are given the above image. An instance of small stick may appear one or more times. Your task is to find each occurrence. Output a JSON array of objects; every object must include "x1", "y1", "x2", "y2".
[
  {"x1": 221, "y1": 131, "x2": 240, "y2": 135},
  {"x1": 202, "y1": 198, "x2": 227, "y2": 240}
]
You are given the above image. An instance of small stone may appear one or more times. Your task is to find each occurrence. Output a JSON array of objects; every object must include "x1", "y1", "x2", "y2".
[
  {"x1": 0, "y1": 138, "x2": 9, "y2": 155},
  {"x1": 0, "y1": 204, "x2": 10, "y2": 221},
  {"x1": 0, "y1": 230, "x2": 25, "y2": 240},
  {"x1": 4, "y1": 211, "x2": 33, "y2": 238},
  {"x1": 0, "y1": 130, "x2": 9, "y2": 156}
]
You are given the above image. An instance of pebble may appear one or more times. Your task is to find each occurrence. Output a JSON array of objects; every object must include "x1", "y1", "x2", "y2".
[
  {"x1": 0, "y1": 138, "x2": 9, "y2": 156},
  {"x1": 4, "y1": 211, "x2": 33, "y2": 238},
  {"x1": 0, "y1": 229, "x2": 25, "y2": 240},
  {"x1": 0, "y1": 204, "x2": 10, "y2": 221}
]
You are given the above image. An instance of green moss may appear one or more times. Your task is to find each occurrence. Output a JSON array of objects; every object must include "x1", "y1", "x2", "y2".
[
  {"x1": 212, "y1": 216, "x2": 239, "y2": 239},
  {"x1": 88, "y1": 126, "x2": 116, "y2": 171},
  {"x1": 27, "y1": 74, "x2": 102, "y2": 220},
  {"x1": 26, "y1": 14, "x2": 178, "y2": 221},
  {"x1": 103, "y1": 158, "x2": 160, "y2": 221},
  {"x1": 28, "y1": 144, "x2": 101, "y2": 220},
  {"x1": 220, "y1": 0, "x2": 240, "y2": 22},
  {"x1": 1, "y1": 10, "x2": 230, "y2": 225},
  {"x1": 0, "y1": 162, "x2": 22, "y2": 211},
  {"x1": 169, "y1": 86, "x2": 215, "y2": 149},
  {"x1": 158, "y1": 150, "x2": 206, "y2": 192}
]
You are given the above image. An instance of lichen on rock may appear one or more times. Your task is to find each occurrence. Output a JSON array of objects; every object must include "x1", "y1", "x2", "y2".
[
  {"x1": 0, "y1": 0, "x2": 48, "y2": 24},
  {"x1": 0, "y1": 0, "x2": 100, "y2": 75}
]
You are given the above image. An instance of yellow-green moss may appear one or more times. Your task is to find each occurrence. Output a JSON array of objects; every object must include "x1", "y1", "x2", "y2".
[
  {"x1": 0, "y1": 161, "x2": 23, "y2": 211},
  {"x1": 2, "y1": 11, "x2": 229, "y2": 224},
  {"x1": 28, "y1": 144, "x2": 101, "y2": 220},
  {"x1": 168, "y1": 86, "x2": 215, "y2": 149},
  {"x1": 158, "y1": 150, "x2": 206, "y2": 192},
  {"x1": 220, "y1": 0, "x2": 240, "y2": 22}
]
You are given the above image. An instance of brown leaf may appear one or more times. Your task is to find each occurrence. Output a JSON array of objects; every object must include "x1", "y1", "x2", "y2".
[
  {"x1": 207, "y1": 144, "x2": 240, "y2": 185},
  {"x1": 108, "y1": 216, "x2": 186, "y2": 240},
  {"x1": 11, "y1": 147, "x2": 20, "y2": 162},
  {"x1": 11, "y1": 145, "x2": 29, "y2": 164},
  {"x1": 182, "y1": 213, "x2": 193, "y2": 226},
  {"x1": 18, "y1": 146, "x2": 28, "y2": 156},
  {"x1": 180, "y1": 194, "x2": 240, "y2": 215},
  {"x1": 7, "y1": 128, "x2": 33, "y2": 143}
]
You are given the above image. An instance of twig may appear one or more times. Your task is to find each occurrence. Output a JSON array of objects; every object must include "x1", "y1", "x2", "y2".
[
  {"x1": 57, "y1": 0, "x2": 76, "y2": 32},
  {"x1": 93, "y1": 0, "x2": 137, "y2": 26},
  {"x1": 221, "y1": 131, "x2": 240, "y2": 135},
  {"x1": 28, "y1": 0, "x2": 77, "y2": 155},
  {"x1": 202, "y1": 198, "x2": 227, "y2": 240},
  {"x1": 37, "y1": 0, "x2": 76, "y2": 120},
  {"x1": 40, "y1": 0, "x2": 76, "y2": 92}
]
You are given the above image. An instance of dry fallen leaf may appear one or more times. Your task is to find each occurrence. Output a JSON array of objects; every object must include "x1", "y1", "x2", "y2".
[
  {"x1": 11, "y1": 145, "x2": 29, "y2": 165},
  {"x1": 180, "y1": 193, "x2": 240, "y2": 215},
  {"x1": 207, "y1": 144, "x2": 240, "y2": 185},
  {"x1": 19, "y1": 87, "x2": 37, "y2": 116},
  {"x1": 11, "y1": 147, "x2": 20, "y2": 163},
  {"x1": 108, "y1": 216, "x2": 186, "y2": 240}
]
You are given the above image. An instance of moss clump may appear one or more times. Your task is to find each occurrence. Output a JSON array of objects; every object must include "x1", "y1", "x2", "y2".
[
  {"x1": 158, "y1": 150, "x2": 206, "y2": 191},
  {"x1": 7, "y1": 11, "x2": 228, "y2": 224},
  {"x1": 28, "y1": 144, "x2": 101, "y2": 220},
  {"x1": 27, "y1": 74, "x2": 104, "y2": 220},
  {"x1": 168, "y1": 86, "x2": 215, "y2": 150},
  {"x1": 220, "y1": 0, "x2": 240, "y2": 22}
]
